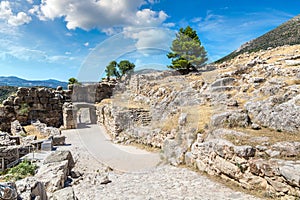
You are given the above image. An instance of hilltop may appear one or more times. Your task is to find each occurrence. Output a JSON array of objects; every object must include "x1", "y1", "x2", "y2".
[{"x1": 217, "y1": 14, "x2": 300, "y2": 63}]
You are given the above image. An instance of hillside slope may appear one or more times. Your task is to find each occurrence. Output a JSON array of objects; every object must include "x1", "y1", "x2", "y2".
[
  {"x1": 0, "y1": 86, "x2": 17, "y2": 103},
  {"x1": 0, "y1": 76, "x2": 68, "y2": 89},
  {"x1": 217, "y1": 14, "x2": 300, "y2": 63}
]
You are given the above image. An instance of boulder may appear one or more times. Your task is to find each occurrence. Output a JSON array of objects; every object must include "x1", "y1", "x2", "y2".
[
  {"x1": 44, "y1": 150, "x2": 75, "y2": 172},
  {"x1": 214, "y1": 155, "x2": 241, "y2": 179},
  {"x1": 234, "y1": 145, "x2": 256, "y2": 159},
  {"x1": 271, "y1": 141, "x2": 300, "y2": 157},
  {"x1": 52, "y1": 187, "x2": 77, "y2": 200},
  {"x1": 211, "y1": 111, "x2": 250, "y2": 128},
  {"x1": 36, "y1": 160, "x2": 69, "y2": 192},
  {"x1": 16, "y1": 177, "x2": 48, "y2": 200},
  {"x1": 52, "y1": 135, "x2": 66, "y2": 146},
  {"x1": 279, "y1": 162, "x2": 300, "y2": 187}
]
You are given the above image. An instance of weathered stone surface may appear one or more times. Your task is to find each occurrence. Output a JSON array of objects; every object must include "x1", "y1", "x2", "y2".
[
  {"x1": 0, "y1": 182, "x2": 17, "y2": 200},
  {"x1": 44, "y1": 150, "x2": 75, "y2": 172},
  {"x1": 246, "y1": 94, "x2": 300, "y2": 133},
  {"x1": 251, "y1": 123, "x2": 261, "y2": 130},
  {"x1": 211, "y1": 111, "x2": 250, "y2": 128},
  {"x1": 178, "y1": 113, "x2": 187, "y2": 126},
  {"x1": 214, "y1": 155, "x2": 241, "y2": 179},
  {"x1": 271, "y1": 141, "x2": 300, "y2": 157},
  {"x1": 11, "y1": 120, "x2": 25, "y2": 136},
  {"x1": 234, "y1": 145, "x2": 256, "y2": 159},
  {"x1": 211, "y1": 77, "x2": 236, "y2": 87},
  {"x1": 279, "y1": 162, "x2": 300, "y2": 187},
  {"x1": 249, "y1": 159, "x2": 280, "y2": 177},
  {"x1": 52, "y1": 135, "x2": 66, "y2": 146},
  {"x1": 16, "y1": 177, "x2": 48, "y2": 200},
  {"x1": 36, "y1": 160, "x2": 69, "y2": 192},
  {"x1": 53, "y1": 187, "x2": 77, "y2": 200}
]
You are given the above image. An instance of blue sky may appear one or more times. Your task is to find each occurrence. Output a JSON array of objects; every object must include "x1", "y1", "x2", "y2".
[{"x1": 0, "y1": 0, "x2": 299, "y2": 82}]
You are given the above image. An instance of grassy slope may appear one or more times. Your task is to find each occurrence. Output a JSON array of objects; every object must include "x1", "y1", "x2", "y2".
[{"x1": 216, "y1": 14, "x2": 300, "y2": 63}]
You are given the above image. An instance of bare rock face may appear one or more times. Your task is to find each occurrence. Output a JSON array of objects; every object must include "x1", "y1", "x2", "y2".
[
  {"x1": 162, "y1": 128, "x2": 197, "y2": 166},
  {"x1": 246, "y1": 94, "x2": 300, "y2": 133}
]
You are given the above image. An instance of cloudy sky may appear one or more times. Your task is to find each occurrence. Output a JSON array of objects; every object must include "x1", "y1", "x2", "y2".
[{"x1": 0, "y1": 0, "x2": 299, "y2": 81}]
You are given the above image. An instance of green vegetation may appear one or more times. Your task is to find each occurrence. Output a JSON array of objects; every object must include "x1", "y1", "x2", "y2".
[
  {"x1": 105, "y1": 60, "x2": 135, "y2": 79},
  {"x1": 118, "y1": 60, "x2": 135, "y2": 76},
  {"x1": 0, "y1": 86, "x2": 17, "y2": 103},
  {"x1": 216, "y1": 14, "x2": 300, "y2": 63},
  {"x1": 105, "y1": 61, "x2": 120, "y2": 79},
  {"x1": 4, "y1": 160, "x2": 37, "y2": 181},
  {"x1": 167, "y1": 26, "x2": 207, "y2": 74},
  {"x1": 68, "y1": 77, "x2": 80, "y2": 85},
  {"x1": 19, "y1": 103, "x2": 30, "y2": 116}
]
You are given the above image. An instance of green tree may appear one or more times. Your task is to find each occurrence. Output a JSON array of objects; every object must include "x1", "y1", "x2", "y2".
[
  {"x1": 167, "y1": 26, "x2": 208, "y2": 74},
  {"x1": 105, "y1": 61, "x2": 120, "y2": 80},
  {"x1": 118, "y1": 60, "x2": 135, "y2": 76},
  {"x1": 68, "y1": 77, "x2": 79, "y2": 85}
]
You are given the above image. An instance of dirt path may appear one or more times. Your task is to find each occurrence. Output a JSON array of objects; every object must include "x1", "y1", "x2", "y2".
[
  {"x1": 63, "y1": 124, "x2": 161, "y2": 172},
  {"x1": 60, "y1": 125, "x2": 260, "y2": 200}
]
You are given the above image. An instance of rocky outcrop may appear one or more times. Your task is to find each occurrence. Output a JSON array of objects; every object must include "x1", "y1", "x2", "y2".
[
  {"x1": 15, "y1": 150, "x2": 77, "y2": 199},
  {"x1": 187, "y1": 129, "x2": 300, "y2": 198},
  {"x1": 246, "y1": 94, "x2": 300, "y2": 132}
]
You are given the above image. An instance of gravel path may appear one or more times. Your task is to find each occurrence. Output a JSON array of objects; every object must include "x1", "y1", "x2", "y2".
[{"x1": 60, "y1": 126, "x2": 260, "y2": 200}]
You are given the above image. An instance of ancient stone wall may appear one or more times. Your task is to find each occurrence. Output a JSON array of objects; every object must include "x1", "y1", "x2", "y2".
[
  {"x1": 70, "y1": 81, "x2": 116, "y2": 103},
  {"x1": 0, "y1": 87, "x2": 71, "y2": 132}
]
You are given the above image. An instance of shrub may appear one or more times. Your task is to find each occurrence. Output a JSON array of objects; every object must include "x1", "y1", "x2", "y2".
[{"x1": 5, "y1": 160, "x2": 37, "y2": 181}]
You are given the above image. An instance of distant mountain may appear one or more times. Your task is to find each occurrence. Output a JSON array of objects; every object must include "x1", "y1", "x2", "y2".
[
  {"x1": 216, "y1": 14, "x2": 300, "y2": 63},
  {"x1": 0, "y1": 76, "x2": 68, "y2": 89}
]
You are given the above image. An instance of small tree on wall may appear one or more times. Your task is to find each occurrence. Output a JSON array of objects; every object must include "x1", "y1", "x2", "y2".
[
  {"x1": 105, "y1": 61, "x2": 120, "y2": 80},
  {"x1": 167, "y1": 26, "x2": 208, "y2": 74},
  {"x1": 105, "y1": 60, "x2": 135, "y2": 79},
  {"x1": 68, "y1": 77, "x2": 80, "y2": 85}
]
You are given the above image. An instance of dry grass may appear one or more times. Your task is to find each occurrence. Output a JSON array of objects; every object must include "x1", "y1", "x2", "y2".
[
  {"x1": 23, "y1": 125, "x2": 47, "y2": 139},
  {"x1": 182, "y1": 104, "x2": 214, "y2": 132},
  {"x1": 224, "y1": 127, "x2": 300, "y2": 148},
  {"x1": 285, "y1": 79, "x2": 300, "y2": 85},
  {"x1": 113, "y1": 99, "x2": 150, "y2": 109},
  {"x1": 97, "y1": 98, "x2": 112, "y2": 106},
  {"x1": 159, "y1": 113, "x2": 180, "y2": 132}
]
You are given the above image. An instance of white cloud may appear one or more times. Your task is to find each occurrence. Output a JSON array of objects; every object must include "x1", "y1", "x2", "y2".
[
  {"x1": 8, "y1": 12, "x2": 31, "y2": 26},
  {"x1": 27, "y1": 0, "x2": 34, "y2": 4},
  {"x1": 84, "y1": 42, "x2": 89, "y2": 47},
  {"x1": 124, "y1": 27, "x2": 174, "y2": 51},
  {"x1": 0, "y1": 1, "x2": 13, "y2": 20},
  {"x1": 0, "y1": 1, "x2": 31, "y2": 26},
  {"x1": 33, "y1": 0, "x2": 168, "y2": 32}
]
